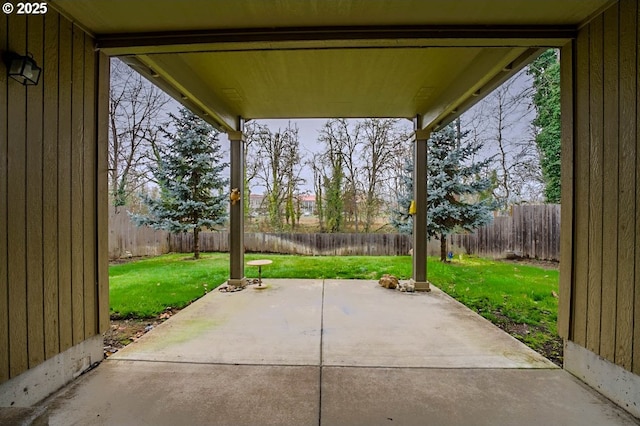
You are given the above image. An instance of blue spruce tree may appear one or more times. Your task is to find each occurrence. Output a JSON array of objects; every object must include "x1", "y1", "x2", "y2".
[
  {"x1": 133, "y1": 108, "x2": 228, "y2": 259},
  {"x1": 392, "y1": 122, "x2": 494, "y2": 261}
]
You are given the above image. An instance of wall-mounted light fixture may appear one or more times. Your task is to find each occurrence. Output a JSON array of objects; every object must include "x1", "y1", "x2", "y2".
[{"x1": 5, "y1": 52, "x2": 41, "y2": 85}]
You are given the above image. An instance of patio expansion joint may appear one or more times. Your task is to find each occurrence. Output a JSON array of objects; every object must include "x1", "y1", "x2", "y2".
[
  {"x1": 106, "y1": 359, "x2": 322, "y2": 368},
  {"x1": 318, "y1": 278, "x2": 326, "y2": 426},
  {"x1": 320, "y1": 365, "x2": 560, "y2": 371}
]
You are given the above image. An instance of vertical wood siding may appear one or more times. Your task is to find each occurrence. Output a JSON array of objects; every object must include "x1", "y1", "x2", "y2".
[
  {"x1": 567, "y1": 0, "x2": 640, "y2": 374},
  {"x1": 42, "y1": 11, "x2": 60, "y2": 361},
  {"x1": 600, "y1": 5, "x2": 619, "y2": 362},
  {"x1": 26, "y1": 14, "x2": 45, "y2": 369},
  {"x1": 586, "y1": 14, "x2": 604, "y2": 357},
  {"x1": 558, "y1": 40, "x2": 574, "y2": 341},
  {"x1": 7, "y1": 15, "x2": 29, "y2": 379},
  {"x1": 0, "y1": 13, "x2": 9, "y2": 384},
  {"x1": 0, "y1": 11, "x2": 107, "y2": 384},
  {"x1": 97, "y1": 54, "x2": 110, "y2": 335},
  {"x1": 615, "y1": 0, "x2": 637, "y2": 373}
]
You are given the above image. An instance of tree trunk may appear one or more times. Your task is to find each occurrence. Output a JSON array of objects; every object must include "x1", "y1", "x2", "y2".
[
  {"x1": 440, "y1": 233, "x2": 447, "y2": 262},
  {"x1": 193, "y1": 227, "x2": 200, "y2": 260}
]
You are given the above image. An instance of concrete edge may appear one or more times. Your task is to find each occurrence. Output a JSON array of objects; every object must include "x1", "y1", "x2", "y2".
[
  {"x1": 564, "y1": 340, "x2": 640, "y2": 419},
  {"x1": 426, "y1": 283, "x2": 558, "y2": 369},
  {"x1": 0, "y1": 334, "x2": 103, "y2": 407}
]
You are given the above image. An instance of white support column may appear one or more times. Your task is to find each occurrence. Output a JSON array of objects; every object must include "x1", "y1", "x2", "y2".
[
  {"x1": 411, "y1": 128, "x2": 430, "y2": 291},
  {"x1": 228, "y1": 130, "x2": 246, "y2": 287}
]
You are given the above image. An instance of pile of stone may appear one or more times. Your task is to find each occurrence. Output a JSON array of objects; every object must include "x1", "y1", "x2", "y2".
[
  {"x1": 218, "y1": 283, "x2": 246, "y2": 293},
  {"x1": 378, "y1": 274, "x2": 415, "y2": 293}
]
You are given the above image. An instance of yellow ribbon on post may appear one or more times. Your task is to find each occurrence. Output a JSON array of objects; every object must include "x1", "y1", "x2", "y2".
[{"x1": 409, "y1": 200, "x2": 416, "y2": 215}]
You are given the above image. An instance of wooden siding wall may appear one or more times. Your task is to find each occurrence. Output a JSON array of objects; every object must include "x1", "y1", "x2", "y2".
[
  {"x1": 561, "y1": 0, "x2": 640, "y2": 375},
  {"x1": 0, "y1": 12, "x2": 108, "y2": 385}
]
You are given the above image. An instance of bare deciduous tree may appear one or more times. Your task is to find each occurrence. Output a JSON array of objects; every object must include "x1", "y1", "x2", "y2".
[
  {"x1": 251, "y1": 122, "x2": 304, "y2": 230},
  {"x1": 359, "y1": 118, "x2": 410, "y2": 231},
  {"x1": 308, "y1": 152, "x2": 326, "y2": 232},
  {"x1": 109, "y1": 59, "x2": 170, "y2": 209},
  {"x1": 317, "y1": 119, "x2": 348, "y2": 233},
  {"x1": 243, "y1": 121, "x2": 268, "y2": 221},
  {"x1": 466, "y1": 70, "x2": 544, "y2": 207}
]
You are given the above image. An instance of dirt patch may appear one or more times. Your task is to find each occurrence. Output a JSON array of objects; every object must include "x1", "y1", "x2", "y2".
[
  {"x1": 500, "y1": 258, "x2": 559, "y2": 270},
  {"x1": 489, "y1": 311, "x2": 563, "y2": 366},
  {"x1": 103, "y1": 308, "x2": 179, "y2": 358}
]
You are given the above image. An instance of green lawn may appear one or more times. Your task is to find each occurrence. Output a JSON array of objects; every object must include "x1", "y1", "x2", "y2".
[
  {"x1": 109, "y1": 253, "x2": 560, "y2": 359},
  {"x1": 427, "y1": 257, "x2": 560, "y2": 356},
  {"x1": 109, "y1": 253, "x2": 413, "y2": 317}
]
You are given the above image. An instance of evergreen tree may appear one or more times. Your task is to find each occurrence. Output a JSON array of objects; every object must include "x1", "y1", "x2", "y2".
[
  {"x1": 392, "y1": 124, "x2": 495, "y2": 261},
  {"x1": 528, "y1": 49, "x2": 561, "y2": 203},
  {"x1": 132, "y1": 108, "x2": 228, "y2": 259}
]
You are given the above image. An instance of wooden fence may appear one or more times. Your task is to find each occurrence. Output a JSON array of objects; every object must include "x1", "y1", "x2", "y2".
[
  {"x1": 110, "y1": 204, "x2": 560, "y2": 261},
  {"x1": 450, "y1": 204, "x2": 561, "y2": 261},
  {"x1": 109, "y1": 206, "x2": 169, "y2": 259},
  {"x1": 169, "y1": 231, "x2": 419, "y2": 256}
]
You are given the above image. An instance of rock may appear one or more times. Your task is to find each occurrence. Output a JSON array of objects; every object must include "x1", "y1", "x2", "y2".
[
  {"x1": 218, "y1": 283, "x2": 245, "y2": 293},
  {"x1": 379, "y1": 274, "x2": 399, "y2": 289},
  {"x1": 396, "y1": 282, "x2": 416, "y2": 293}
]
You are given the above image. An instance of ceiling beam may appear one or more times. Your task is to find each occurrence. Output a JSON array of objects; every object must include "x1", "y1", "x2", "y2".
[
  {"x1": 122, "y1": 55, "x2": 239, "y2": 132},
  {"x1": 97, "y1": 25, "x2": 576, "y2": 55},
  {"x1": 420, "y1": 47, "x2": 545, "y2": 132}
]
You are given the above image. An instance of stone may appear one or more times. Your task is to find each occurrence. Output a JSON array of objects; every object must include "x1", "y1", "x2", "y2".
[
  {"x1": 379, "y1": 274, "x2": 399, "y2": 290},
  {"x1": 396, "y1": 282, "x2": 416, "y2": 293}
]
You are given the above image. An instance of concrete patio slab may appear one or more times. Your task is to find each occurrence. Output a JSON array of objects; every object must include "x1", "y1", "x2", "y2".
[
  {"x1": 320, "y1": 367, "x2": 638, "y2": 426},
  {"x1": 45, "y1": 361, "x2": 319, "y2": 426},
  {"x1": 112, "y1": 279, "x2": 323, "y2": 366},
  {"x1": 322, "y1": 280, "x2": 555, "y2": 368},
  {"x1": 6, "y1": 279, "x2": 637, "y2": 425}
]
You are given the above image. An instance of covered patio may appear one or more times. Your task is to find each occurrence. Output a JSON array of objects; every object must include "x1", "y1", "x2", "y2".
[
  {"x1": 10, "y1": 279, "x2": 637, "y2": 425},
  {"x1": 1, "y1": 0, "x2": 640, "y2": 421}
]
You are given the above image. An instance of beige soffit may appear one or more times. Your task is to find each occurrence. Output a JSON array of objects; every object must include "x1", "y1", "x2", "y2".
[{"x1": 51, "y1": 0, "x2": 614, "y2": 131}]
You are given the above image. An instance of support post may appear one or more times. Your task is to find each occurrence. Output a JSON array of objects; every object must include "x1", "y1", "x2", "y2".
[
  {"x1": 228, "y1": 130, "x2": 246, "y2": 287},
  {"x1": 412, "y1": 128, "x2": 430, "y2": 291}
]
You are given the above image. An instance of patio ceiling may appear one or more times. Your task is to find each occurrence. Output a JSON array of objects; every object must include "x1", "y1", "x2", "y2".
[{"x1": 51, "y1": 0, "x2": 613, "y2": 132}]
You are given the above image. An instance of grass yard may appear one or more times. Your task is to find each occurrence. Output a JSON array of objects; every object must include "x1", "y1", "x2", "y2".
[
  {"x1": 428, "y1": 257, "x2": 561, "y2": 363},
  {"x1": 108, "y1": 253, "x2": 414, "y2": 318},
  {"x1": 109, "y1": 253, "x2": 560, "y2": 363}
]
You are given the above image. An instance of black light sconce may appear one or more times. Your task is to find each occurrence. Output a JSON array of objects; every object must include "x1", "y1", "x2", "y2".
[{"x1": 5, "y1": 52, "x2": 41, "y2": 86}]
